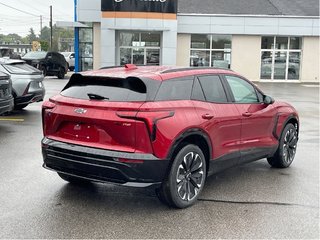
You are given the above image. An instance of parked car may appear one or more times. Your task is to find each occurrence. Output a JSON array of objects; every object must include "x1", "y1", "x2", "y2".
[
  {"x1": 22, "y1": 51, "x2": 68, "y2": 79},
  {"x1": 0, "y1": 47, "x2": 21, "y2": 59},
  {"x1": 0, "y1": 58, "x2": 45, "y2": 110},
  {"x1": 61, "y1": 52, "x2": 75, "y2": 71},
  {"x1": 0, "y1": 71, "x2": 14, "y2": 115},
  {"x1": 41, "y1": 65, "x2": 299, "y2": 208}
]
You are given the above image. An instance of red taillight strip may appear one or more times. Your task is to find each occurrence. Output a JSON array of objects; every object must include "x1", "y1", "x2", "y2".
[{"x1": 116, "y1": 110, "x2": 175, "y2": 141}]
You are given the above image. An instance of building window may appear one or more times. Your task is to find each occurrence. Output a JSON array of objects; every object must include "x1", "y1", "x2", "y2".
[
  {"x1": 261, "y1": 36, "x2": 301, "y2": 80},
  {"x1": 79, "y1": 24, "x2": 93, "y2": 71},
  {"x1": 190, "y1": 35, "x2": 232, "y2": 69},
  {"x1": 119, "y1": 32, "x2": 161, "y2": 66}
]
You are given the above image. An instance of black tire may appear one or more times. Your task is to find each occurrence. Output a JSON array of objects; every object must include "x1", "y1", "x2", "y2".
[
  {"x1": 69, "y1": 66, "x2": 75, "y2": 71},
  {"x1": 157, "y1": 144, "x2": 207, "y2": 208},
  {"x1": 58, "y1": 173, "x2": 91, "y2": 185},
  {"x1": 41, "y1": 66, "x2": 47, "y2": 77},
  {"x1": 267, "y1": 123, "x2": 298, "y2": 168},
  {"x1": 57, "y1": 67, "x2": 65, "y2": 79},
  {"x1": 14, "y1": 104, "x2": 28, "y2": 110}
]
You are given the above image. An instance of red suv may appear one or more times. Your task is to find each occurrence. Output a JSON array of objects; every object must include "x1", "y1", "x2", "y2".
[{"x1": 42, "y1": 65, "x2": 299, "y2": 208}]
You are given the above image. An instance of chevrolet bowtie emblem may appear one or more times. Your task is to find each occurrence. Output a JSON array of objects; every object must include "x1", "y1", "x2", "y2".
[{"x1": 74, "y1": 108, "x2": 87, "y2": 114}]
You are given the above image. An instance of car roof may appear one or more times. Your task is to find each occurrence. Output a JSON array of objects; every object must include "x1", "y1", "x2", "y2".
[
  {"x1": 81, "y1": 65, "x2": 235, "y2": 81},
  {"x1": 0, "y1": 57, "x2": 25, "y2": 65}
]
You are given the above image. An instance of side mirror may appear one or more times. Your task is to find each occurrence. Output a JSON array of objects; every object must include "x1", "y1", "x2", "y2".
[{"x1": 263, "y1": 95, "x2": 275, "y2": 105}]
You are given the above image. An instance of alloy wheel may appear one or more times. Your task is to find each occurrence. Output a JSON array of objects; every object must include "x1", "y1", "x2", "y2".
[
  {"x1": 283, "y1": 128, "x2": 298, "y2": 164},
  {"x1": 176, "y1": 152, "x2": 205, "y2": 201}
]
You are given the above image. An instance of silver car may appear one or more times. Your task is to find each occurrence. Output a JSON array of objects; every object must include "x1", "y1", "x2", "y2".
[
  {"x1": 0, "y1": 58, "x2": 45, "y2": 110},
  {"x1": 61, "y1": 52, "x2": 75, "y2": 71}
]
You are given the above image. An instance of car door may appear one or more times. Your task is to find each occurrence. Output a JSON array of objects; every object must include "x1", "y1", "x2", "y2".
[
  {"x1": 223, "y1": 75, "x2": 278, "y2": 164},
  {"x1": 192, "y1": 75, "x2": 242, "y2": 173},
  {"x1": 46, "y1": 52, "x2": 54, "y2": 72}
]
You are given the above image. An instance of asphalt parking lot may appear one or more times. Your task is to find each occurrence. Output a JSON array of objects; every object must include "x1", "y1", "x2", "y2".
[{"x1": 0, "y1": 75, "x2": 319, "y2": 239}]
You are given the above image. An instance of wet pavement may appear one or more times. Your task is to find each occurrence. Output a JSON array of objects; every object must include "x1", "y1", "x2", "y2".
[{"x1": 0, "y1": 76, "x2": 319, "y2": 239}]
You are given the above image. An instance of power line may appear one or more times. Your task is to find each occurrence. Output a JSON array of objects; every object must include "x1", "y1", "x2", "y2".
[
  {"x1": 16, "y1": 0, "x2": 46, "y2": 16},
  {"x1": 0, "y1": 2, "x2": 39, "y2": 17}
]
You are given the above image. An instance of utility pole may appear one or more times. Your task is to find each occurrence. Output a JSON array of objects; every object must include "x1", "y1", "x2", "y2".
[
  {"x1": 40, "y1": 15, "x2": 42, "y2": 36},
  {"x1": 50, "y1": 5, "x2": 52, "y2": 50}
]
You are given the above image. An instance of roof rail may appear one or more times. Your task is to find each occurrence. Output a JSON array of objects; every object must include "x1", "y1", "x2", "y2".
[{"x1": 161, "y1": 67, "x2": 233, "y2": 74}]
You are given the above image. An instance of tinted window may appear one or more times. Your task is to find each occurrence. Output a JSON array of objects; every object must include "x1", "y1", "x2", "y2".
[
  {"x1": 225, "y1": 75, "x2": 259, "y2": 103},
  {"x1": 61, "y1": 76, "x2": 147, "y2": 102},
  {"x1": 191, "y1": 78, "x2": 205, "y2": 101},
  {"x1": 155, "y1": 77, "x2": 193, "y2": 101},
  {"x1": 198, "y1": 75, "x2": 227, "y2": 103}
]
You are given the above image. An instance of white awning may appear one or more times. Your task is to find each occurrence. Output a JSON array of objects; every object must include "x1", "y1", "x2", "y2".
[{"x1": 56, "y1": 21, "x2": 89, "y2": 28}]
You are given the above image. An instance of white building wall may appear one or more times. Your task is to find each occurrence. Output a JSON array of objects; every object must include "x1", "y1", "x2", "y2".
[
  {"x1": 77, "y1": 0, "x2": 101, "y2": 22},
  {"x1": 301, "y1": 37, "x2": 320, "y2": 82},
  {"x1": 93, "y1": 22, "x2": 101, "y2": 69},
  {"x1": 231, "y1": 35, "x2": 261, "y2": 81},
  {"x1": 177, "y1": 14, "x2": 319, "y2": 36},
  {"x1": 176, "y1": 34, "x2": 191, "y2": 66}
]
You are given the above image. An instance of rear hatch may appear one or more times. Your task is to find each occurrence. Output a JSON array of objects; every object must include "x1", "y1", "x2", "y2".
[
  {"x1": 2, "y1": 61, "x2": 43, "y2": 76},
  {"x1": 43, "y1": 74, "x2": 160, "y2": 153}
]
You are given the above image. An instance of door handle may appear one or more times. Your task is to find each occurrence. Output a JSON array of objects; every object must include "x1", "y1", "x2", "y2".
[
  {"x1": 242, "y1": 112, "x2": 253, "y2": 117},
  {"x1": 202, "y1": 114, "x2": 214, "y2": 120}
]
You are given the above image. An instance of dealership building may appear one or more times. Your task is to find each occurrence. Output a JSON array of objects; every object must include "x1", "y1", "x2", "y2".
[{"x1": 73, "y1": 0, "x2": 319, "y2": 82}]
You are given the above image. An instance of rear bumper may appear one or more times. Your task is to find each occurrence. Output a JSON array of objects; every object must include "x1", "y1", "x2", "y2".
[
  {"x1": 42, "y1": 138, "x2": 170, "y2": 187},
  {"x1": 15, "y1": 91, "x2": 44, "y2": 106},
  {"x1": 0, "y1": 97, "x2": 14, "y2": 114}
]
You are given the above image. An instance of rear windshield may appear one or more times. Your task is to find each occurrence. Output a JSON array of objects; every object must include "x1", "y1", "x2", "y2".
[
  {"x1": 3, "y1": 63, "x2": 41, "y2": 74},
  {"x1": 23, "y1": 51, "x2": 47, "y2": 59},
  {"x1": 61, "y1": 75, "x2": 148, "y2": 102}
]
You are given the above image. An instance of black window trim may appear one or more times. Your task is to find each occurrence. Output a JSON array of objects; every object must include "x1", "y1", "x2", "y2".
[
  {"x1": 221, "y1": 74, "x2": 264, "y2": 104},
  {"x1": 194, "y1": 74, "x2": 231, "y2": 104}
]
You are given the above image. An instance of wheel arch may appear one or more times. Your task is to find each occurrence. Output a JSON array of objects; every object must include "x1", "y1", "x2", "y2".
[
  {"x1": 166, "y1": 128, "x2": 212, "y2": 173},
  {"x1": 274, "y1": 113, "x2": 299, "y2": 140}
]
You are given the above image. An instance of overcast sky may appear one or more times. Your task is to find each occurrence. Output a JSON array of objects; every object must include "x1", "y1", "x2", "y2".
[{"x1": 0, "y1": 0, "x2": 74, "y2": 36}]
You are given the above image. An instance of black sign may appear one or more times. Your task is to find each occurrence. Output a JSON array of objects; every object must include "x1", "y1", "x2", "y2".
[{"x1": 101, "y1": 0, "x2": 177, "y2": 14}]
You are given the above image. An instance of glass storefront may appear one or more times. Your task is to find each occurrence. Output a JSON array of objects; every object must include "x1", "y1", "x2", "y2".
[
  {"x1": 190, "y1": 34, "x2": 232, "y2": 69},
  {"x1": 261, "y1": 36, "x2": 301, "y2": 80},
  {"x1": 119, "y1": 32, "x2": 161, "y2": 66},
  {"x1": 79, "y1": 24, "x2": 93, "y2": 71}
]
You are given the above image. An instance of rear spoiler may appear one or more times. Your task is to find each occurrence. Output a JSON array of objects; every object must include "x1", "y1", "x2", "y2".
[{"x1": 62, "y1": 73, "x2": 147, "y2": 94}]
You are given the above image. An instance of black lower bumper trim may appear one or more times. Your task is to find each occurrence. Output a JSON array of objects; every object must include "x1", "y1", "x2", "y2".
[
  {"x1": 42, "y1": 138, "x2": 169, "y2": 186},
  {"x1": 15, "y1": 93, "x2": 44, "y2": 105}
]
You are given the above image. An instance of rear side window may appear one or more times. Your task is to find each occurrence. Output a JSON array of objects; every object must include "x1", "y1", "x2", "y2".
[
  {"x1": 155, "y1": 77, "x2": 194, "y2": 101},
  {"x1": 61, "y1": 75, "x2": 147, "y2": 102},
  {"x1": 198, "y1": 75, "x2": 228, "y2": 103}
]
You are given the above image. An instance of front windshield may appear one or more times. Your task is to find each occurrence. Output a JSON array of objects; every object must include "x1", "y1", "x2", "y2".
[{"x1": 23, "y1": 51, "x2": 47, "y2": 59}]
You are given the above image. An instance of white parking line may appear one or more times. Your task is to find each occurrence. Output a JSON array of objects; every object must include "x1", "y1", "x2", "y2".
[
  {"x1": 0, "y1": 118, "x2": 24, "y2": 122},
  {"x1": 302, "y1": 85, "x2": 320, "y2": 88}
]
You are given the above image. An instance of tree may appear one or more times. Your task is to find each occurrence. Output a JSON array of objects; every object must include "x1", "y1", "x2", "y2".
[
  {"x1": 27, "y1": 28, "x2": 38, "y2": 43},
  {"x1": 39, "y1": 41, "x2": 49, "y2": 51}
]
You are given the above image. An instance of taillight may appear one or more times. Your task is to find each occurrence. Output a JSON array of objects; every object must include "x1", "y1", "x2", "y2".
[
  {"x1": 117, "y1": 110, "x2": 174, "y2": 141},
  {"x1": 42, "y1": 100, "x2": 56, "y2": 135}
]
